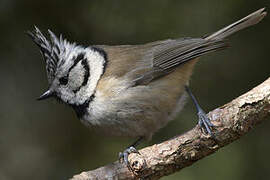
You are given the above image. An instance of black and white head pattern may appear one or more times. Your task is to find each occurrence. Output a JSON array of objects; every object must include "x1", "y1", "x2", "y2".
[{"x1": 28, "y1": 27, "x2": 107, "y2": 108}]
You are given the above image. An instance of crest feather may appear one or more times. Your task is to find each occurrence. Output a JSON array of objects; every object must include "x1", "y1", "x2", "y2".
[{"x1": 27, "y1": 26, "x2": 63, "y2": 85}]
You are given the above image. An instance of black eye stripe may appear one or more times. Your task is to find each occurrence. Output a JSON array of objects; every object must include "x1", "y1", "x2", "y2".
[
  {"x1": 68, "y1": 53, "x2": 85, "y2": 73},
  {"x1": 72, "y1": 59, "x2": 90, "y2": 93},
  {"x1": 59, "y1": 52, "x2": 85, "y2": 86},
  {"x1": 81, "y1": 59, "x2": 90, "y2": 86}
]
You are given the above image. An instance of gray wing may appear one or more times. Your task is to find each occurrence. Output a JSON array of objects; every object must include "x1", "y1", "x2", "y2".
[{"x1": 133, "y1": 38, "x2": 228, "y2": 85}]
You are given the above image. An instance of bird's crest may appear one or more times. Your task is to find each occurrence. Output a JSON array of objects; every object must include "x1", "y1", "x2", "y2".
[{"x1": 27, "y1": 26, "x2": 66, "y2": 85}]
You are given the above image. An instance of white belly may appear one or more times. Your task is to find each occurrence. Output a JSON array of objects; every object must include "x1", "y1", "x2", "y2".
[{"x1": 80, "y1": 85, "x2": 188, "y2": 140}]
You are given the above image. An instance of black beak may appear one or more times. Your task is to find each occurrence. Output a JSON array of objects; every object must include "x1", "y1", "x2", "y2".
[{"x1": 37, "y1": 90, "x2": 54, "y2": 100}]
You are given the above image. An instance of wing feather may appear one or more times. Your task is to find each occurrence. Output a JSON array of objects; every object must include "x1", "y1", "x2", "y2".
[{"x1": 133, "y1": 38, "x2": 228, "y2": 85}]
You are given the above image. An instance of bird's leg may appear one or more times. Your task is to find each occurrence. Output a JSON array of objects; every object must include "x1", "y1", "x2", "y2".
[
  {"x1": 119, "y1": 137, "x2": 144, "y2": 168},
  {"x1": 185, "y1": 86, "x2": 214, "y2": 136}
]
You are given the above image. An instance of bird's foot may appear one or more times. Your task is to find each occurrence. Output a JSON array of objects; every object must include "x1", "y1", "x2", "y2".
[
  {"x1": 119, "y1": 146, "x2": 140, "y2": 168},
  {"x1": 197, "y1": 108, "x2": 214, "y2": 137}
]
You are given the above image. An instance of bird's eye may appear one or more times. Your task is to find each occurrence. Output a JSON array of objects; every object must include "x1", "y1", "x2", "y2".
[{"x1": 59, "y1": 76, "x2": 68, "y2": 85}]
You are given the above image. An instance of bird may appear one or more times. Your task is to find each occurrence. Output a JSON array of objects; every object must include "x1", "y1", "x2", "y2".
[{"x1": 28, "y1": 8, "x2": 266, "y2": 166}]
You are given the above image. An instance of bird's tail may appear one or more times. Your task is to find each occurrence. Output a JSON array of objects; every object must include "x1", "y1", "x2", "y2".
[{"x1": 205, "y1": 8, "x2": 267, "y2": 40}]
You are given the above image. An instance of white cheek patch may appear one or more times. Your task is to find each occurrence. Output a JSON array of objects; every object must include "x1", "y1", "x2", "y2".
[
  {"x1": 68, "y1": 61, "x2": 85, "y2": 91},
  {"x1": 54, "y1": 45, "x2": 106, "y2": 105},
  {"x1": 74, "y1": 48, "x2": 106, "y2": 104},
  {"x1": 58, "y1": 86, "x2": 74, "y2": 103}
]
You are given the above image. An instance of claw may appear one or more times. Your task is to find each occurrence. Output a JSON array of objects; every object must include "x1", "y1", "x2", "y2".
[
  {"x1": 119, "y1": 146, "x2": 140, "y2": 168},
  {"x1": 197, "y1": 109, "x2": 214, "y2": 137}
]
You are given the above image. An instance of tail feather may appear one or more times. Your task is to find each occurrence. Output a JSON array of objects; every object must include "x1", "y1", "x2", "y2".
[{"x1": 205, "y1": 8, "x2": 267, "y2": 40}]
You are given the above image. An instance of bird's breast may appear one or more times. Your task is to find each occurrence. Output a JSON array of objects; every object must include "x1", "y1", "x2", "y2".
[{"x1": 79, "y1": 60, "x2": 198, "y2": 138}]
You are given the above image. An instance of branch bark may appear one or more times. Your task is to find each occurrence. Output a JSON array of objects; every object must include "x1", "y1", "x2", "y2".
[{"x1": 71, "y1": 77, "x2": 270, "y2": 180}]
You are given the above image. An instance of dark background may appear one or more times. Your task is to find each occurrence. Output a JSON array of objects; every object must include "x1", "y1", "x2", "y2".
[{"x1": 1, "y1": 0, "x2": 270, "y2": 179}]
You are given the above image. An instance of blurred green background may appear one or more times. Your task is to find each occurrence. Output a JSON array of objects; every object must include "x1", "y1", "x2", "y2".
[{"x1": 0, "y1": 0, "x2": 269, "y2": 179}]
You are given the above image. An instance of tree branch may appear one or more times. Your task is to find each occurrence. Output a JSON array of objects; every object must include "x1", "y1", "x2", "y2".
[{"x1": 70, "y1": 77, "x2": 270, "y2": 180}]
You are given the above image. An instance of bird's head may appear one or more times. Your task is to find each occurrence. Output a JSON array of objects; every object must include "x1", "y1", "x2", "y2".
[{"x1": 28, "y1": 27, "x2": 107, "y2": 108}]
